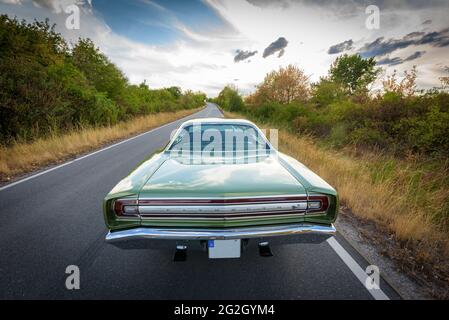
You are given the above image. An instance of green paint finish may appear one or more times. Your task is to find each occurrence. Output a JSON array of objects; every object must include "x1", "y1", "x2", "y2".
[
  {"x1": 139, "y1": 155, "x2": 306, "y2": 198},
  {"x1": 102, "y1": 152, "x2": 166, "y2": 230},
  {"x1": 103, "y1": 122, "x2": 338, "y2": 231}
]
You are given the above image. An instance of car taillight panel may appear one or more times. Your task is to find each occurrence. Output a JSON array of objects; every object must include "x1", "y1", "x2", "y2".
[
  {"x1": 113, "y1": 195, "x2": 329, "y2": 217},
  {"x1": 307, "y1": 195, "x2": 329, "y2": 213},
  {"x1": 114, "y1": 199, "x2": 139, "y2": 216}
]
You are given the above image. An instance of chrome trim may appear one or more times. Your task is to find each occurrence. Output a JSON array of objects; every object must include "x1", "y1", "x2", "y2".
[
  {"x1": 115, "y1": 217, "x2": 141, "y2": 222},
  {"x1": 138, "y1": 202, "x2": 307, "y2": 215},
  {"x1": 106, "y1": 224, "x2": 336, "y2": 241},
  {"x1": 138, "y1": 194, "x2": 307, "y2": 201},
  {"x1": 140, "y1": 212, "x2": 306, "y2": 220}
]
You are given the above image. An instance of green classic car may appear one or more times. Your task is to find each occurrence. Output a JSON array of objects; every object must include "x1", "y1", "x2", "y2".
[{"x1": 103, "y1": 118, "x2": 338, "y2": 259}]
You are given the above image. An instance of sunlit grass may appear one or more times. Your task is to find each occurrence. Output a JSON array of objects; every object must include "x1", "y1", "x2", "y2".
[{"x1": 0, "y1": 108, "x2": 199, "y2": 180}]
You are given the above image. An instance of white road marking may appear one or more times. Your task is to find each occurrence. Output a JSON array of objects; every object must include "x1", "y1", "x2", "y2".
[
  {"x1": 327, "y1": 237, "x2": 390, "y2": 300},
  {"x1": 0, "y1": 106, "x2": 214, "y2": 192}
]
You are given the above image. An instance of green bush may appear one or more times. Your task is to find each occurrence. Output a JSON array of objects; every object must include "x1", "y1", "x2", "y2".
[
  {"x1": 272, "y1": 103, "x2": 308, "y2": 125},
  {"x1": 214, "y1": 86, "x2": 244, "y2": 112},
  {"x1": 349, "y1": 126, "x2": 391, "y2": 149},
  {"x1": 89, "y1": 94, "x2": 119, "y2": 125},
  {"x1": 400, "y1": 106, "x2": 449, "y2": 154},
  {"x1": 253, "y1": 103, "x2": 277, "y2": 121},
  {"x1": 311, "y1": 79, "x2": 346, "y2": 107}
]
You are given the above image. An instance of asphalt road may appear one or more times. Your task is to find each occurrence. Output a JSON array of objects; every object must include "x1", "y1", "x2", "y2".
[{"x1": 0, "y1": 103, "x2": 400, "y2": 299}]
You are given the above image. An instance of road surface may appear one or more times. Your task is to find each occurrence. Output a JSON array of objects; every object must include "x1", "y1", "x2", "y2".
[{"x1": 0, "y1": 103, "x2": 400, "y2": 299}]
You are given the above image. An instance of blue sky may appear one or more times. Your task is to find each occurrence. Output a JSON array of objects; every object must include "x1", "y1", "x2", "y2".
[
  {"x1": 1, "y1": 0, "x2": 448, "y2": 95},
  {"x1": 92, "y1": 0, "x2": 227, "y2": 45}
]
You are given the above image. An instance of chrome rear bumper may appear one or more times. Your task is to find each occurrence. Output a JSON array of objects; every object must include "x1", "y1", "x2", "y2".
[{"x1": 106, "y1": 223, "x2": 336, "y2": 245}]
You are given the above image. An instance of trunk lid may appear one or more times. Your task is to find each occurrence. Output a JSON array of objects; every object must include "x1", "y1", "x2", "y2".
[{"x1": 138, "y1": 155, "x2": 306, "y2": 198}]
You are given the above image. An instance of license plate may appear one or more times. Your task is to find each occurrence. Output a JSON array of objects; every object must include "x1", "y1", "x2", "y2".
[{"x1": 208, "y1": 239, "x2": 241, "y2": 259}]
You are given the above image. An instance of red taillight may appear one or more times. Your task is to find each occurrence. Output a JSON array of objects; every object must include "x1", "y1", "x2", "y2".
[
  {"x1": 307, "y1": 195, "x2": 329, "y2": 213},
  {"x1": 114, "y1": 199, "x2": 139, "y2": 216}
]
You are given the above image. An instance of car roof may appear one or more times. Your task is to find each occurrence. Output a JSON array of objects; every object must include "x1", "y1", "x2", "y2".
[
  {"x1": 180, "y1": 118, "x2": 257, "y2": 127},
  {"x1": 167, "y1": 117, "x2": 273, "y2": 150}
]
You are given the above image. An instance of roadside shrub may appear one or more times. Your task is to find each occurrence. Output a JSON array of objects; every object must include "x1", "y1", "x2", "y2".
[
  {"x1": 400, "y1": 106, "x2": 449, "y2": 155},
  {"x1": 296, "y1": 111, "x2": 333, "y2": 137},
  {"x1": 214, "y1": 85, "x2": 244, "y2": 112},
  {"x1": 271, "y1": 103, "x2": 308, "y2": 126},
  {"x1": 253, "y1": 103, "x2": 277, "y2": 121},
  {"x1": 311, "y1": 79, "x2": 346, "y2": 107},
  {"x1": 89, "y1": 94, "x2": 119, "y2": 126},
  {"x1": 327, "y1": 123, "x2": 348, "y2": 147},
  {"x1": 349, "y1": 126, "x2": 390, "y2": 149}
]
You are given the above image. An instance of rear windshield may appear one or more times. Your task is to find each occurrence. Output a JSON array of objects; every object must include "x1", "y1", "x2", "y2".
[{"x1": 168, "y1": 123, "x2": 271, "y2": 155}]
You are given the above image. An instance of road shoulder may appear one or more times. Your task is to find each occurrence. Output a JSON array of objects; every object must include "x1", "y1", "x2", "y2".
[{"x1": 336, "y1": 208, "x2": 433, "y2": 299}]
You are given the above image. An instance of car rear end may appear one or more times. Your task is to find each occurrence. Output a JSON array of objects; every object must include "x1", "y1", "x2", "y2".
[
  {"x1": 103, "y1": 119, "x2": 338, "y2": 258},
  {"x1": 104, "y1": 184, "x2": 338, "y2": 258}
]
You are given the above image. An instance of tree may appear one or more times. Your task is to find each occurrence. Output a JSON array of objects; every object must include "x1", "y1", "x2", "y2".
[
  {"x1": 216, "y1": 85, "x2": 244, "y2": 112},
  {"x1": 71, "y1": 38, "x2": 127, "y2": 100},
  {"x1": 311, "y1": 77, "x2": 346, "y2": 107},
  {"x1": 329, "y1": 54, "x2": 379, "y2": 94},
  {"x1": 254, "y1": 65, "x2": 310, "y2": 104},
  {"x1": 166, "y1": 86, "x2": 182, "y2": 99}
]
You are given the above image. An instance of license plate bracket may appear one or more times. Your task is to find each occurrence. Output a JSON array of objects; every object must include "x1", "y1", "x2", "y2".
[{"x1": 208, "y1": 239, "x2": 241, "y2": 259}]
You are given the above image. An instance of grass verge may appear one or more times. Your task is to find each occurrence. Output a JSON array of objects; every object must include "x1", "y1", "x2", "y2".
[
  {"x1": 225, "y1": 111, "x2": 449, "y2": 298},
  {"x1": 0, "y1": 108, "x2": 200, "y2": 182}
]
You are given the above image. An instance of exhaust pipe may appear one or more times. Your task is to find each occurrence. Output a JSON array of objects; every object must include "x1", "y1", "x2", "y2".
[
  {"x1": 258, "y1": 241, "x2": 273, "y2": 257},
  {"x1": 173, "y1": 245, "x2": 187, "y2": 262}
]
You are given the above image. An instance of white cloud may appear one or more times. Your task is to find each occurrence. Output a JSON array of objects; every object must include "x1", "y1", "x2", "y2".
[
  {"x1": 0, "y1": 0, "x2": 22, "y2": 4},
  {"x1": 31, "y1": 0, "x2": 92, "y2": 13},
  {"x1": 1, "y1": 0, "x2": 448, "y2": 95},
  {"x1": 205, "y1": 0, "x2": 449, "y2": 92},
  {"x1": 0, "y1": 0, "x2": 92, "y2": 12}
]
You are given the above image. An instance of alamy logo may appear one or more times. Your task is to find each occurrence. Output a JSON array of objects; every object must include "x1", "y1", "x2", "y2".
[
  {"x1": 365, "y1": 265, "x2": 380, "y2": 290},
  {"x1": 65, "y1": 265, "x2": 80, "y2": 290},
  {"x1": 365, "y1": 5, "x2": 380, "y2": 30},
  {"x1": 65, "y1": 5, "x2": 80, "y2": 30}
]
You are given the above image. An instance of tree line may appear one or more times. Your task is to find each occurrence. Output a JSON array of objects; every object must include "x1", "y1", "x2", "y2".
[
  {"x1": 214, "y1": 54, "x2": 449, "y2": 157},
  {"x1": 0, "y1": 15, "x2": 206, "y2": 144}
]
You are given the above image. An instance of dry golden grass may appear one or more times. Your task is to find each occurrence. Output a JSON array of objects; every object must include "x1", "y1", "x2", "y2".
[
  {"x1": 277, "y1": 132, "x2": 448, "y2": 247},
  {"x1": 225, "y1": 111, "x2": 449, "y2": 260},
  {"x1": 0, "y1": 108, "x2": 199, "y2": 181}
]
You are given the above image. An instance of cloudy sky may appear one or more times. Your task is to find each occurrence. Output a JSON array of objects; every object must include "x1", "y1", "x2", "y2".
[{"x1": 1, "y1": 0, "x2": 448, "y2": 96}]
